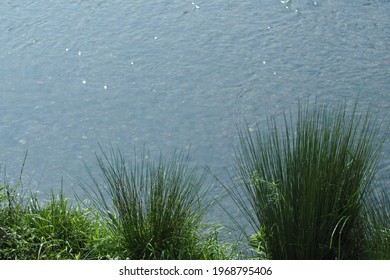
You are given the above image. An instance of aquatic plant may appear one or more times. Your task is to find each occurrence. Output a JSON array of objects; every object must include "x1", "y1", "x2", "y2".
[
  {"x1": 1, "y1": 99, "x2": 387, "y2": 260},
  {"x1": 79, "y1": 146, "x2": 217, "y2": 259},
  {"x1": 230, "y1": 100, "x2": 386, "y2": 259},
  {"x1": 0, "y1": 150, "x2": 239, "y2": 260}
]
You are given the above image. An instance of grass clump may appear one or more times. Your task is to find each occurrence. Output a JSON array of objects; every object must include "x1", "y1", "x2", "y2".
[
  {"x1": 231, "y1": 100, "x2": 387, "y2": 259},
  {"x1": 80, "y1": 147, "x2": 223, "y2": 260},
  {"x1": 1, "y1": 99, "x2": 388, "y2": 260},
  {"x1": 0, "y1": 183, "x2": 108, "y2": 260},
  {"x1": 1, "y1": 149, "x2": 235, "y2": 260}
]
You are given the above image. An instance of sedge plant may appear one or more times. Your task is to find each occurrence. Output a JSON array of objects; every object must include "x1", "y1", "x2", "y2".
[
  {"x1": 80, "y1": 146, "x2": 217, "y2": 260},
  {"x1": 230, "y1": 100, "x2": 386, "y2": 259}
]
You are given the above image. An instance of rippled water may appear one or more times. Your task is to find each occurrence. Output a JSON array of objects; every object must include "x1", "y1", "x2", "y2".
[{"x1": 1, "y1": 1, "x2": 389, "y2": 223}]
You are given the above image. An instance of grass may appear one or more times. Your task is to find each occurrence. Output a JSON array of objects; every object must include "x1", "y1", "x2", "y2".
[
  {"x1": 0, "y1": 149, "x2": 235, "y2": 260},
  {"x1": 0, "y1": 183, "x2": 109, "y2": 259},
  {"x1": 0, "y1": 176, "x2": 234, "y2": 260},
  {"x1": 361, "y1": 190, "x2": 390, "y2": 259},
  {"x1": 0, "y1": 99, "x2": 388, "y2": 260},
  {"x1": 78, "y1": 146, "x2": 232, "y2": 260},
  {"x1": 229, "y1": 100, "x2": 389, "y2": 259}
]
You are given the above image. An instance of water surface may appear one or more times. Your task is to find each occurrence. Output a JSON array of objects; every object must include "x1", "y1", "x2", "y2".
[{"x1": 1, "y1": 0, "x2": 389, "y2": 224}]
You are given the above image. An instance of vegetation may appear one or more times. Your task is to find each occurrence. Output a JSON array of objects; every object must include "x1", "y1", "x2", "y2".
[
  {"x1": 78, "y1": 147, "x2": 232, "y2": 260},
  {"x1": 0, "y1": 149, "x2": 236, "y2": 260},
  {"x1": 0, "y1": 183, "x2": 108, "y2": 259},
  {"x1": 0, "y1": 99, "x2": 388, "y2": 260},
  {"x1": 229, "y1": 100, "x2": 389, "y2": 259},
  {"x1": 361, "y1": 192, "x2": 390, "y2": 259}
]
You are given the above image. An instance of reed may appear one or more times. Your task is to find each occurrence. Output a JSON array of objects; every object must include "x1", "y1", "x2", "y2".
[
  {"x1": 80, "y1": 146, "x2": 215, "y2": 259},
  {"x1": 231, "y1": 100, "x2": 385, "y2": 259},
  {"x1": 1, "y1": 99, "x2": 387, "y2": 260},
  {"x1": 1, "y1": 149, "x2": 235, "y2": 260}
]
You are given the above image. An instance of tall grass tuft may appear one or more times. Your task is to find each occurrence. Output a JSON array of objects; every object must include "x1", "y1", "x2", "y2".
[
  {"x1": 231, "y1": 100, "x2": 386, "y2": 259},
  {"x1": 80, "y1": 146, "x2": 213, "y2": 259}
]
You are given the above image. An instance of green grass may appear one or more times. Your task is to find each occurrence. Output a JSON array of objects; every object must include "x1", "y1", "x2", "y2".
[
  {"x1": 361, "y1": 191, "x2": 390, "y2": 259},
  {"x1": 0, "y1": 99, "x2": 388, "y2": 260},
  {"x1": 0, "y1": 183, "x2": 110, "y2": 259},
  {"x1": 0, "y1": 149, "x2": 237, "y2": 260},
  {"x1": 0, "y1": 180, "x2": 235, "y2": 260},
  {"x1": 229, "y1": 100, "x2": 388, "y2": 259},
  {"x1": 79, "y1": 146, "x2": 231, "y2": 260}
]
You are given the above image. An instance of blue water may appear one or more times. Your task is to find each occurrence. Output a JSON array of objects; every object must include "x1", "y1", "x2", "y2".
[{"x1": 1, "y1": 1, "x2": 389, "y2": 224}]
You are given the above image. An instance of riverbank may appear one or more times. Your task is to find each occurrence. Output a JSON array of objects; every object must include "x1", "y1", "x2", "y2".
[{"x1": 1, "y1": 101, "x2": 389, "y2": 260}]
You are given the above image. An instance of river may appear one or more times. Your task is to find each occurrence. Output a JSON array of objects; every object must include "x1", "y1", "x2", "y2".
[{"x1": 1, "y1": 0, "x2": 389, "y2": 225}]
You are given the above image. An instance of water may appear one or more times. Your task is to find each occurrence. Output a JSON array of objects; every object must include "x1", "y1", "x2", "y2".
[{"x1": 1, "y1": 1, "x2": 389, "y2": 225}]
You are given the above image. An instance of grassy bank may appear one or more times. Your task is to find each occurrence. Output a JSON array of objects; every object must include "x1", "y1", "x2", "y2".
[
  {"x1": 1, "y1": 100, "x2": 389, "y2": 260},
  {"x1": 0, "y1": 184, "x2": 105, "y2": 259},
  {"x1": 0, "y1": 184, "x2": 237, "y2": 260},
  {"x1": 0, "y1": 151, "x2": 236, "y2": 260}
]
